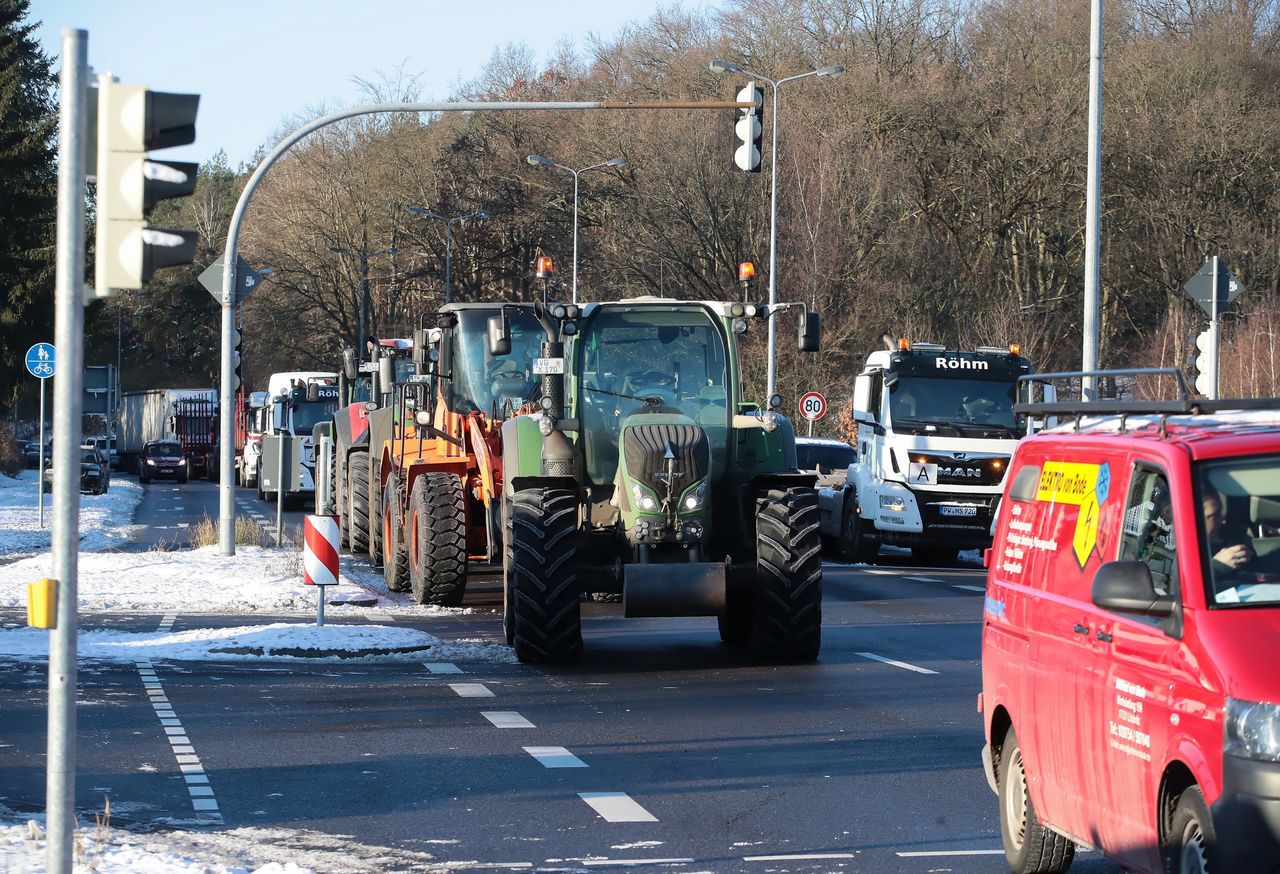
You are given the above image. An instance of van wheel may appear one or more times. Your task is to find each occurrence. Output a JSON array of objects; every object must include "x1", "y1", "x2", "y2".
[
  {"x1": 839, "y1": 498, "x2": 876, "y2": 563},
  {"x1": 998, "y1": 727, "x2": 1075, "y2": 873},
  {"x1": 1164, "y1": 786, "x2": 1216, "y2": 874}
]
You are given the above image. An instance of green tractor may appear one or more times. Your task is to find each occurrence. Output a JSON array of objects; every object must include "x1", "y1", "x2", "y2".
[{"x1": 491, "y1": 295, "x2": 824, "y2": 663}]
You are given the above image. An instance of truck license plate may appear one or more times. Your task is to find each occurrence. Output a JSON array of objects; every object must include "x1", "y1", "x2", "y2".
[{"x1": 939, "y1": 504, "x2": 978, "y2": 517}]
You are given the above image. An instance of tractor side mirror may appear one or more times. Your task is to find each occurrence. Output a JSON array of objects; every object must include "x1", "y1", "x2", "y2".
[
  {"x1": 379, "y1": 357, "x2": 395, "y2": 393},
  {"x1": 488, "y1": 315, "x2": 511, "y2": 356},
  {"x1": 798, "y1": 310, "x2": 821, "y2": 353},
  {"x1": 412, "y1": 329, "x2": 428, "y2": 370},
  {"x1": 342, "y1": 348, "x2": 358, "y2": 380}
]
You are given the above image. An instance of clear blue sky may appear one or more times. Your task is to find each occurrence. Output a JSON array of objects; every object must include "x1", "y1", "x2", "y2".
[{"x1": 32, "y1": 0, "x2": 724, "y2": 168}]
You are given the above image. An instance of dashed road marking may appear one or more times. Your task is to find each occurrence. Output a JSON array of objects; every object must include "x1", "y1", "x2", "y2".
[
  {"x1": 904, "y1": 575, "x2": 942, "y2": 583},
  {"x1": 426, "y1": 663, "x2": 463, "y2": 674},
  {"x1": 483, "y1": 711, "x2": 535, "y2": 729},
  {"x1": 896, "y1": 850, "x2": 1004, "y2": 857},
  {"x1": 855, "y1": 651, "x2": 939, "y2": 675},
  {"x1": 862, "y1": 568, "x2": 895, "y2": 575},
  {"x1": 582, "y1": 860, "x2": 695, "y2": 868},
  {"x1": 524, "y1": 746, "x2": 588, "y2": 768},
  {"x1": 578, "y1": 792, "x2": 658, "y2": 823},
  {"x1": 449, "y1": 683, "x2": 495, "y2": 698},
  {"x1": 136, "y1": 660, "x2": 221, "y2": 824},
  {"x1": 745, "y1": 853, "x2": 857, "y2": 862},
  {"x1": 952, "y1": 584, "x2": 986, "y2": 593}
]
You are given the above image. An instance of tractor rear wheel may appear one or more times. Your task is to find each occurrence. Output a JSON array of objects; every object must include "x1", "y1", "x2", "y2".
[
  {"x1": 510, "y1": 488, "x2": 581, "y2": 663},
  {"x1": 382, "y1": 472, "x2": 411, "y2": 593},
  {"x1": 348, "y1": 450, "x2": 371, "y2": 555},
  {"x1": 368, "y1": 462, "x2": 384, "y2": 569},
  {"x1": 407, "y1": 473, "x2": 468, "y2": 606},
  {"x1": 502, "y1": 498, "x2": 515, "y2": 645},
  {"x1": 752, "y1": 487, "x2": 823, "y2": 662}
]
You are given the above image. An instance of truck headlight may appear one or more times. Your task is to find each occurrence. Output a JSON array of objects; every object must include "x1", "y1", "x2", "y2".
[
  {"x1": 630, "y1": 482, "x2": 659, "y2": 512},
  {"x1": 682, "y1": 480, "x2": 708, "y2": 511},
  {"x1": 1225, "y1": 697, "x2": 1280, "y2": 762},
  {"x1": 879, "y1": 494, "x2": 906, "y2": 513}
]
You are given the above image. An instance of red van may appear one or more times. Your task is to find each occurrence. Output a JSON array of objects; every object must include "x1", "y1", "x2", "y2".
[{"x1": 980, "y1": 379, "x2": 1280, "y2": 873}]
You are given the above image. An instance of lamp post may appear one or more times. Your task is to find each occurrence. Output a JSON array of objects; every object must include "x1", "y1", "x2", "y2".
[
  {"x1": 710, "y1": 59, "x2": 842, "y2": 398},
  {"x1": 328, "y1": 244, "x2": 397, "y2": 354},
  {"x1": 526, "y1": 153, "x2": 628, "y2": 305},
  {"x1": 407, "y1": 207, "x2": 490, "y2": 304}
]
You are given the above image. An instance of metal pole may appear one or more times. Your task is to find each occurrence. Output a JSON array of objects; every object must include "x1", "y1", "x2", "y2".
[
  {"x1": 1208, "y1": 256, "x2": 1220, "y2": 400},
  {"x1": 38, "y1": 377, "x2": 46, "y2": 527},
  {"x1": 1081, "y1": 0, "x2": 1104, "y2": 401},
  {"x1": 276, "y1": 433, "x2": 287, "y2": 547},
  {"x1": 316, "y1": 585, "x2": 326, "y2": 627},
  {"x1": 444, "y1": 221, "x2": 454, "y2": 305},
  {"x1": 218, "y1": 266, "x2": 235, "y2": 553},
  {"x1": 358, "y1": 252, "x2": 369, "y2": 355},
  {"x1": 48, "y1": 28, "x2": 87, "y2": 874},
  {"x1": 765, "y1": 79, "x2": 781, "y2": 399},
  {"x1": 571, "y1": 169, "x2": 581, "y2": 306}
]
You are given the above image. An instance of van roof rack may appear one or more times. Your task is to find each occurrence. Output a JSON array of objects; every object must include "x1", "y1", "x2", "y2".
[{"x1": 1014, "y1": 367, "x2": 1280, "y2": 433}]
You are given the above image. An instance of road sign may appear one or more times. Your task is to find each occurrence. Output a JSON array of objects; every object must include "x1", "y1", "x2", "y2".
[
  {"x1": 25, "y1": 343, "x2": 56, "y2": 378},
  {"x1": 200, "y1": 254, "x2": 265, "y2": 304},
  {"x1": 1184, "y1": 258, "x2": 1244, "y2": 317},
  {"x1": 799, "y1": 391, "x2": 827, "y2": 421}
]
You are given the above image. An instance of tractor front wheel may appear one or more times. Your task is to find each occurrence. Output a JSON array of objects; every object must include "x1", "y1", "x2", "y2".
[
  {"x1": 510, "y1": 488, "x2": 581, "y2": 663},
  {"x1": 382, "y1": 472, "x2": 411, "y2": 593},
  {"x1": 407, "y1": 473, "x2": 468, "y2": 606},
  {"x1": 752, "y1": 487, "x2": 823, "y2": 662}
]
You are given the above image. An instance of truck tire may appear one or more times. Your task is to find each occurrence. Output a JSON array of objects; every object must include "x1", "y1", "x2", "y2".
[
  {"x1": 752, "y1": 487, "x2": 822, "y2": 662},
  {"x1": 510, "y1": 488, "x2": 581, "y2": 663},
  {"x1": 1164, "y1": 786, "x2": 1217, "y2": 874},
  {"x1": 998, "y1": 727, "x2": 1075, "y2": 873},
  {"x1": 348, "y1": 451, "x2": 371, "y2": 555},
  {"x1": 407, "y1": 473, "x2": 468, "y2": 606},
  {"x1": 840, "y1": 497, "x2": 877, "y2": 563},
  {"x1": 382, "y1": 472, "x2": 411, "y2": 593}
]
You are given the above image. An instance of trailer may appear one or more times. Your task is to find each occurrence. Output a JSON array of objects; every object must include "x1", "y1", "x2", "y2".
[{"x1": 118, "y1": 388, "x2": 218, "y2": 476}]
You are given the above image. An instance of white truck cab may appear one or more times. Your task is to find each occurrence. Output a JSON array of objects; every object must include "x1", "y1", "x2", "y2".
[
  {"x1": 260, "y1": 372, "x2": 338, "y2": 501},
  {"x1": 817, "y1": 339, "x2": 1033, "y2": 563}
]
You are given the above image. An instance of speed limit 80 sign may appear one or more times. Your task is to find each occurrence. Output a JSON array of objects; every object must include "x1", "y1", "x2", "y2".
[{"x1": 799, "y1": 391, "x2": 827, "y2": 421}]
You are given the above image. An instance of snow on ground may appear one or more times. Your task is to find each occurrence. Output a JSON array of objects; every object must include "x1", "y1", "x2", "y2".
[{"x1": 0, "y1": 470, "x2": 143, "y2": 560}]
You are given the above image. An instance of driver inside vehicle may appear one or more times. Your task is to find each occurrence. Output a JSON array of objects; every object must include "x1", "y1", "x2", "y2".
[
  {"x1": 489, "y1": 358, "x2": 532, "y2": 408},
  {"x1": 623, "y1": 368, "x2": 678, "y2": 406},
  {"x1": 1204, "y1": 488, "x2": 1255, "y2": 576}
]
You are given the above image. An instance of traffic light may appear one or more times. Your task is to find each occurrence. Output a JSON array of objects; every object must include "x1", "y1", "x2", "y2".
[
  {"x1": 734, "y1": 82, "x2": 764, "y2": 172},
  {"x1": 231, "y1": 327, "x2": 243, "y2": 392},
  {"x1": 1194, "y1": 326, "x2": 1215, "y2": 397},
  {"x1": 94, "y1": 77, "x2": 201, "y2": 297}
]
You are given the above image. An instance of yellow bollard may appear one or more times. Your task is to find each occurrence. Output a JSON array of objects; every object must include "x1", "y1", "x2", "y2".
[{"x1": 27, "y1": 578, "x2": 57, "y2": 629}]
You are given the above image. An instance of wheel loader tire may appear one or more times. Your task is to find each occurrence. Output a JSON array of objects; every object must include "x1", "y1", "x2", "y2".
[
  {"x1": 752, "y1": 487, "x2": 823, "y2": 662},
  {"x1": 510, "y1": 488, "x2": 581, "y2": 663},
  {"x1": 502, "y1": 498, "x2": 515, "y2": 645},
  {"x1": 368, "y1": 461, "x2": 384, "y2": 570},
  {"x1": 348, "y1": 451, "x2": 371, "y2": 555},
  {"x1": 382, "y1": 472, "x2": 411, "y2": 593},
  {"x1": 407, "y1": 473, "x2": 468, "y2": 606}
]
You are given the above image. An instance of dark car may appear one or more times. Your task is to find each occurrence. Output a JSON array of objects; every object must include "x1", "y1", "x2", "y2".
[
  {"x1": 139, "y1": 439, "x2": 188, "y2": 484},
  {"x1": 23, "y1": 441, "x2": 48, "y2": 468},
  {"x1": 42, "y1": 445, "x2": 110, "y2": 495},
  {"x1": 795, "y1": 436, "x2": 857, "y2": 487}
]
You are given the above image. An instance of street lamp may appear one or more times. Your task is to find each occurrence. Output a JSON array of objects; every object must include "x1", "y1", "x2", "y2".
[
  {"x1": 328, "y1": 244, "x2": 397, "y2": 354},
  {"x1": 526, "y1": 153, "x2": 628, "y2": 305},
  {"x1": 407, "y1": 207, "x2": 490, "y2": 304},
  {"x1": 710, "y1": 58, "x2": 843, "y2": 398}
]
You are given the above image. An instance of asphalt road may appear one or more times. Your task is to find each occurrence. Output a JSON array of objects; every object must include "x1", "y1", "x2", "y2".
[
  {"x1": 126, "y1": 474, "x2": 312, "y2": 550},
  {"x1": 0, "y1": 482, "x2": 1126, "y2": 873}
]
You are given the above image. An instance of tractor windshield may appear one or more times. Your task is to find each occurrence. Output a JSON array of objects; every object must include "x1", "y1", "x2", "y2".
[
  {"x1": 577, "y1": 305, "x2": 729, "y2": 485},
  {"x1": 450, "y1": 308, "x2": 544, "y2": 415},
  {"x1": 351, "y1": 357, "x2": 416, "y2": 403}
]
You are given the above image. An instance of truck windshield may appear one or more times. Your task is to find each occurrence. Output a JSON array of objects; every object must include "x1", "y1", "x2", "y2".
[
  {"x1": 1197, "y1": 455, "x2": 1280, "y2": 608},
  {"x1": 450, "y1": 308, "x2": 544, "y2": 415},
  {"x1": 292, "y1": 401, "x2": 335, "y2": 434},
  {"x1": 888, "y1": 376, "x2": 1017, "y2": 435},
  {"x1": 577, "y1": 306, "x2": 729, "y2": 484}
]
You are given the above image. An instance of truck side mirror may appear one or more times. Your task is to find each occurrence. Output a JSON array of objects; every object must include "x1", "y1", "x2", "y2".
[
  {"x1": 272, "y1": 404, "x2": 285, "y2": 432},
  {"x1": 488, "y1": 315, "x2": 511, "y2": 356},
  {"x1": 798, "y1": 310, "x2": 821, "y2": 352},
  {"x1": 342, "y1": 348, "x2": 358, "y2": 380}
]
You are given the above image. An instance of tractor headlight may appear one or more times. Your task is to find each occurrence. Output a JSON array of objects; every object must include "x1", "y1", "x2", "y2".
[
  {"x1": 761, "y1": 411, "x2": 780, "y2": 432},
  {"x1": 631, "y1": 482, "x2": 659, "y2": 513},
  {"x1": 537, "y1": 414, "x2": 555, "y2": 437},
  {"x1": 1225, "y1": 697, "x2": 1280, "y2": 762},
  {"x1": 879, "y1": 494, "x2": 906, "y2": 513},
  {"x1": 682, "y1": 480, "x2": 708, "y2": 511}
]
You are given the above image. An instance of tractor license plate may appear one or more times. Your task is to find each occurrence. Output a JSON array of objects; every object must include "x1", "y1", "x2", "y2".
[
  {"x1": 533, "y1": 357, "x2": 564, "y2": 375},
  {"x1": 939, "y1": 504, "x2": 978, "y2": 518}
]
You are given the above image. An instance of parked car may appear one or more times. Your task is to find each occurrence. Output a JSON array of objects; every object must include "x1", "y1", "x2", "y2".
[
  {"x1": 980, "y1": 386, "x2": 1280, "y2": 874},
  {"x1": 794, "y1": 436, "x2": 857, "y2": 488},
  {"x1": 138, "y1": 439, "x2": 188, "y2": 484},
  {"x1": 91, "y1": 435, "x2": 120, "y2": 470},
  {"x1": 23, "y1": 441, "x2": 48, "y2": 468},
  {"x1": 42, "y1": 445, "x2": 110, "y2": 495}
]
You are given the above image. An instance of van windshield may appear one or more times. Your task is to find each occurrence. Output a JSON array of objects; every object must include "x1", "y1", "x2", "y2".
[{"x1": 1197, "y1": 455, "x2": 1280, "y2": 607}]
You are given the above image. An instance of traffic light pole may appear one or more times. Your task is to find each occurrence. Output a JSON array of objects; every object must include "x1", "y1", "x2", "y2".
[
  {"x1": 1206, "y1": 256, "x2": 1220, "y2": 399},
  {"x1": 48, "y1": 28, "x2": 89, "y2": 874}
]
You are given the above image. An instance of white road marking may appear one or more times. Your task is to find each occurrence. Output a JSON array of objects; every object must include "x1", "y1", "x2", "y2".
[
  {"x1": 425, "y1": 663, "x2": 463, "y2": 674},
  {"x1": 523, "y1": 746, "x2": 588, "y2": 768},
  {"x1": 136, "y1": 660, "x2": 222, "y2": 824},
  {"x1": 896, "y1": 850, "x2": 1005, "y2": 857},
  {"x1": 904, "y1": 575, "x2": 942, "y2": 583},
  {"x1": 744, "y1": 853, "x2": 857, "y2": 862},
  {"x1": 449, "y1": 683, "x2": 494, "y2": 698},
  {"x1": 482, "y1": 711, "x2": 535, "y2": 729},
  {"x1": 952, "y1": 584, "x2": 986, "y2": 593},
  {"x1": 578, "y1": 792, "x2": 658, "y2": 823},
  {"x1": 582, "y1": 860, "x2": 695, "y2": 868},
  {"x1": 855, "y1": 651, "x2": 939, "y2": 675},
  {"x1": 862, "y1": 568, "x2": 896, "y2": 575}
]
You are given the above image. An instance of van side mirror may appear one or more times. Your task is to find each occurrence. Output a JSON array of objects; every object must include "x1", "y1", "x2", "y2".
[
  {"x1": 342, "y1": 348, "x2": 358, "y2": 380},
  {"x1": 1092, "y1": 561, "x2": 1175, "y2": 617},
  {"x1": 798, "y1": 310, "x2": 821, "y2": 352},
  {"x1": 488, "y1": 315, "x2": 511, "y2": 356}
]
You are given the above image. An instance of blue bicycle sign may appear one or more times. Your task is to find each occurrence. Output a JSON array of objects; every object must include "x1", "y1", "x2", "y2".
[{"x1": 25, "y1": 343, "x2": 56, "y2": 379}]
